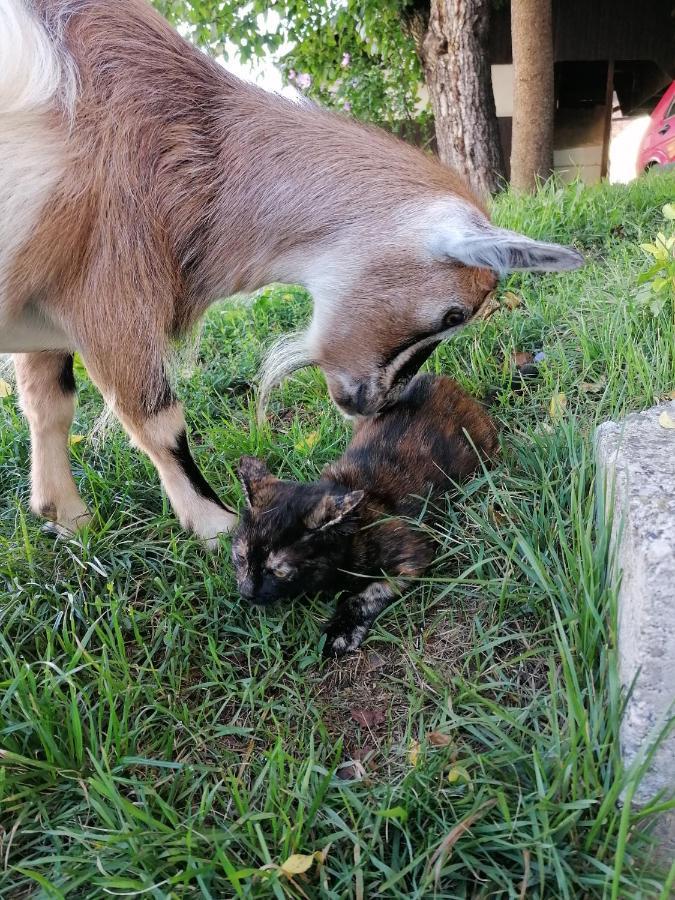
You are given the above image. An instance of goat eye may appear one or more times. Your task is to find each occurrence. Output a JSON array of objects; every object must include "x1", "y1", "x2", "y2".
[
  {"x1": 270, "y1": 564, "x2": 293, "y2": 580},
  {"x1": 443, "y1": 307, "x2": 467, "y2": 328}
]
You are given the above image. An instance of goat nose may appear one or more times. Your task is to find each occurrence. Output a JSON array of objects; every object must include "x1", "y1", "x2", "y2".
[{"x1": 337, "y1": 382, "x2": 370, "y2": 416}]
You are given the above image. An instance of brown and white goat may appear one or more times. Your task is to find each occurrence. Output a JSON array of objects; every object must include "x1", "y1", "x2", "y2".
[{"x1": 0, "y1": 0, "x2": 582, "y2": 543}]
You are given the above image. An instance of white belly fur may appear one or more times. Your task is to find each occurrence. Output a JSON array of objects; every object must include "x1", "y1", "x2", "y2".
[
  {"x1": 0, "y1": 307, "x2": 72, "y2": 353},
  {"x1": 0, "y1": 0, "x2": 74, "y2": 330}
]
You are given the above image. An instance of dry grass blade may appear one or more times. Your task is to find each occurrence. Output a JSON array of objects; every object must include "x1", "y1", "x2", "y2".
[
  {"x1": 428, "y1": 799, "x2": 497, "y2": 887},
  {"x1": 476, "y1": 292, "x2": 500, "y2": 321},
  {"x1": 519, "y1": 848, "x2": 531, "y2": 900}
]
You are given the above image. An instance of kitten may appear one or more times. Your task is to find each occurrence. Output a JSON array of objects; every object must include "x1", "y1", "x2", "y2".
[{"x1": 232, "y1": 374, "x2": 498, "y2": 657}]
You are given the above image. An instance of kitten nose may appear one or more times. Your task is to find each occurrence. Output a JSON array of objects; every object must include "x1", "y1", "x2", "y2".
[{"x1": 238, "y1": 578, "x2": 255, "y2": 601}]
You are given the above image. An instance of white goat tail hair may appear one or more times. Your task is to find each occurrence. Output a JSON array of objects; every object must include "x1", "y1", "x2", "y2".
[{"x1": 257, "y1": 331, "x2": 314, "y2": 425}]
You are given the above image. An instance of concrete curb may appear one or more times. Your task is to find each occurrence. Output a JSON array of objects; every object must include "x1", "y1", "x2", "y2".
[{"x1": 596, "y1": 399, "x2": 675, "y2": 864}]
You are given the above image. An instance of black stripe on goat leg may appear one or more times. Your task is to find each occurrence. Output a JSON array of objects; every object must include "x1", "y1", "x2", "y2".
[
  {"x1": 57, "y1": 354, "x2": 76, "y2": 394},
  {"x1": 144, "y1": 376, "x2": 176, "y2": 418},
  {"x1": 77, "y1": 331, "x2": 237, "y2": 546},
  {"x1": 171, "y1": 430, "x2": 228, "y2": 510}
]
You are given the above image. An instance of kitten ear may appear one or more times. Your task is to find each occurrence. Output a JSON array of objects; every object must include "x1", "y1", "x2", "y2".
[
  {"x1": 306, "y1": 490, "x2": 365, "y2": 531},
  {"x1": 238, "y1": 455, "x2": 272, "y2": 507}
]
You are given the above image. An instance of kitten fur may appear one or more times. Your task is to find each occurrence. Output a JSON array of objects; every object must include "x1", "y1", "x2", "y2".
[{"x1": 232, "y1": 375, "x2": 498, "y2": 657}]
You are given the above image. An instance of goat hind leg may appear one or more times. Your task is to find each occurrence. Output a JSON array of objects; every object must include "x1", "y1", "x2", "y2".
[{"x1": 14, "y1": 352, "x2": 91, "y2": 534}]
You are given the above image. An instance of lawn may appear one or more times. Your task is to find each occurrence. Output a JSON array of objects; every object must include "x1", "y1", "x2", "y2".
[{"x1": 1, "y1": 173, "x2": 674, "y2": 899}]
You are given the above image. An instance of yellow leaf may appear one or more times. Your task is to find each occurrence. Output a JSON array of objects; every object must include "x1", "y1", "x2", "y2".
[
  {"x1": 313, "y1": 845, "x2": 330, "y2": 865},
  {"x1": 549, "y1": 393, "x2": 567, "y2": 421},
  {"x1": 295, "y1": 431, "x2": 319, "y2": 453},
  {"x1": 501, "y1": 291, "x2": 522, "y2": 311},
  {"x1": 408, "y1": 739, "x2": 420, "y2": 767},
  {"x1": 280, "y1": 854, "x2": 314, "y2": 877},
  {"x1": 663, "y1": 203, "x2": 675, "y2": 221},
  {"x1": 447, "y1": 765, "x2": 471, "y2": 784},
  {"x1": 69, "y1": 434, "x2": 85, "y2": 446},
  {"x1": 658, "y1": 411, "x2": 675, "y2": 430},
  {"x1": 0, "y1": 379, "x2": 12, "y2": 398}
]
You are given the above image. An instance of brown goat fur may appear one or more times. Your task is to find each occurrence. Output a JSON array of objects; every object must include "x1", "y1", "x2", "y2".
[{"x1": 0, "y1": 0, "x2": 582, "y2": 541}]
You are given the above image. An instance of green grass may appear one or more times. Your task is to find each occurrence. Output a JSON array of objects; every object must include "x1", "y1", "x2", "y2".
[{"x1": 1, "y1": 172, "x2": 674, "y2": 899}]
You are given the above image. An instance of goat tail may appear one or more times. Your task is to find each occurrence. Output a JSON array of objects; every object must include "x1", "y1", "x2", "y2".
[{"x1": 257, "y1": 330, "x2": 313, "y2": 426}]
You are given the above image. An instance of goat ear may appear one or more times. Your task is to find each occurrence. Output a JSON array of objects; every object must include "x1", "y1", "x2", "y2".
[
  {"x1": 238, "y1": 456, "x2": 272, "y2": 507},
  {"x1": 434, "y1": 224, "x2": 584, "y2": 274},
  {"x1": 305, "y1": 490, "x2": 365, "y2": 531}
]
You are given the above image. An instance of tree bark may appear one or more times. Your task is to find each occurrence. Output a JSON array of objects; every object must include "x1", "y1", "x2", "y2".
[
  {"x1": 510, "y1": 0, "x2": 555, "y2": 192},
  {"x1": 421, "y1": 0, "x2": 504, "y2": 198}
]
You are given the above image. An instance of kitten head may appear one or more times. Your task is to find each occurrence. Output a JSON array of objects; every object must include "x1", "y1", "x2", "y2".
[{"x1": 231, "y1": 456, "x2": 365, "y2": 606}]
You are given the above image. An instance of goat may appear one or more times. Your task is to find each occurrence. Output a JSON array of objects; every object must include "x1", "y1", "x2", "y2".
[{"x1": 0, "y1": 0, "x2": 583, "y2": 544}]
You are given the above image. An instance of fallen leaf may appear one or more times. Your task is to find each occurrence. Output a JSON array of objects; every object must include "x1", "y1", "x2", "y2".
[
  {"x1": 428, "y1": 799, "x2": 497, "y2": 886},
  {"x1": 295, "y1": 430, "x2": 319, "y2": 452},
  {"x1": 658, "y1": 411, "x2": 675, "y2": 430},
  {"x1": 0, "y1": 379, "x2": 12, "y2": 398},
  {"x1": 313, "y1": 845, "x2": 330, "y2": 865},
  {"x1": 280, "y1": 854, "x2": 314, "y2": 877},
  {"x1": 663, "y1": 203, "x2": 675, "y2": 221},
  {"x1": 408, "y1": 739, "x2": 420, "y2": 767},
  {"x1": 365, "y1": 652, "x2": 387, "y2": 673},
  {"x1": 350, "y1": 707, "x2": 386, "y2": 728},
  {"x1": 447, "y1": 765, "x2": 471, "y2": 784},
  {"x1": 69, "y1": 434, "x2": 85, "y2": 446},
  {"x1": 488, "y1": 504, "x2": 508, "y2": 527},
  {"x1": 336, "y1": 763, "x2": 358, "y2": 780},
  {"x1": 580, "y1": 376, "x2": 606, "y2": 394},
  {"x1": 502, "y1": 291, "x2": 522, "y2": 310},
  {"x1": 428, "y1": 731, "x2": 452, "y2": 747},
  {"x1": 549, "y1": 392, "x2": 567, "y2": 421},
  {"x1": 512, "y1": 351, "x2": 534, "y2": 368}
]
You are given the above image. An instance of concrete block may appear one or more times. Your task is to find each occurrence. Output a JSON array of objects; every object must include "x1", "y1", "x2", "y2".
[{"x1": 596, "y1": 400, "x2": 675, "y2": 862}]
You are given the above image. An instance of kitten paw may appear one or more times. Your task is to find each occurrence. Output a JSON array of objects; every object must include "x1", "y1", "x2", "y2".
[{"x1": 323, "y1": 621, "x2": 369, "y2": 658}]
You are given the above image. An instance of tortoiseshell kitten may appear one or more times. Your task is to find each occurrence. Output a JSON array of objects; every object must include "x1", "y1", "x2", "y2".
[{"x1": 232, "y1": 375, "x2": 498, "y2": 657}]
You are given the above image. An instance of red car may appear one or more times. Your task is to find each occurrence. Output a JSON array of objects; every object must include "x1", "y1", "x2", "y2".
[{"x1": 637, "y1": 81, "x2": 675, "y2": 173}]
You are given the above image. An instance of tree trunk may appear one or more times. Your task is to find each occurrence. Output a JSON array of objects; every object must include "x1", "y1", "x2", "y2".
[
  {"x1": 421, "y1": 0, "x2": 504, "y2": 198},
  {"x1": 510, "y1": 0, "x2": 554, "y2": 191}
]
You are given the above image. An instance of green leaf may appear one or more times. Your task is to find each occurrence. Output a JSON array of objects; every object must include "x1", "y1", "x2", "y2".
[{"x1": 378, "y1": 805, "x2": 409, "y2": 822}]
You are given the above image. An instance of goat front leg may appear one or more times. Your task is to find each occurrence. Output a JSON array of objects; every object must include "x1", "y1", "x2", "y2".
[
  {"x1": 324, "y1": 580, "x2": 399, "y2": 658},
  {"x1": 81, "y1": 348, "x2": 236, "y2": 547},
  {"x1": 14, "y1": 352, "x2": 91, "y2": 535}
]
